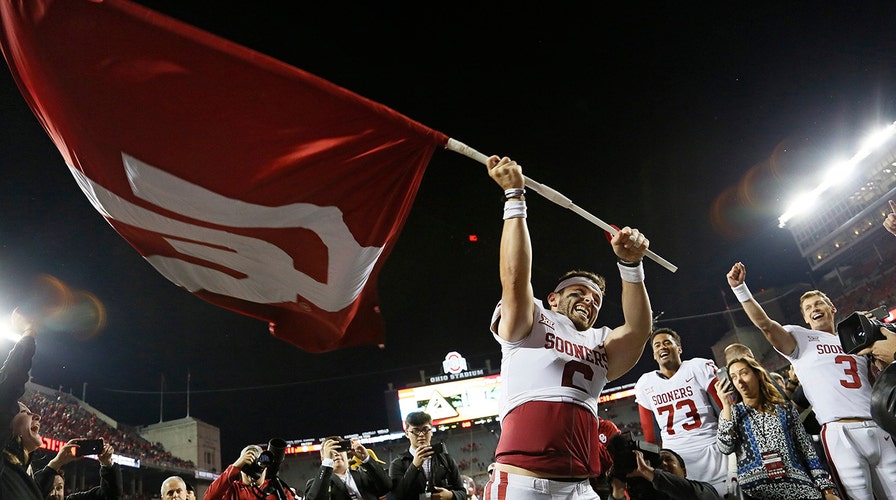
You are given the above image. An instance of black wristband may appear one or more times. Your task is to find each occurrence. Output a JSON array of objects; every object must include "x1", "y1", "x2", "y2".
[{"x1": 617, "y1": 259, "x2": 641, "y2": 267}]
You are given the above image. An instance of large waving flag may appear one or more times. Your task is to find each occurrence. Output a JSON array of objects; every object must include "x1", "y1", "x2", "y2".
[{"x1": 0, "y1": 0, "x2": 448, "y2": 352}]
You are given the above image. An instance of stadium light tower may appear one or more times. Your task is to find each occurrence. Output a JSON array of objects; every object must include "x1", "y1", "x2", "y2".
[{"x1": 779, "y1": 121, "x2": 896, "y2": 228}]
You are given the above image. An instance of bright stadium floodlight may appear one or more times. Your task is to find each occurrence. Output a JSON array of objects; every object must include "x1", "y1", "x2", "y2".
[
  {"x1": 0, "y1": 304, "x2": 21, "y2": 343},
  {"x1": 778, "y1": 120, "x2": 896, "y2": 228},
  {"x1": 779, "y1": 190, "x2": 822, "y2": 227},
  {"x1": 821, "y1": 159, "x2": 853, "y2": 188},
  {"x1": 857, "y1": 122, "x2": 896, "y2": 159},
  {"x1": 1, "y1": 323, "x2": 22, "y2": 343}
]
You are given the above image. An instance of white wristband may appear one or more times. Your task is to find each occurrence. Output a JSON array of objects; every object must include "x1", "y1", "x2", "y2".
[
  {"x1": 503, "y1": 200, "x2": 527, "y2": 220},
  {"x1": 731, "y1": 283, "x2": 752, "y2": 303},
  {"x1": 617, "y1": 261, "x2": 645, "y2": 283}
]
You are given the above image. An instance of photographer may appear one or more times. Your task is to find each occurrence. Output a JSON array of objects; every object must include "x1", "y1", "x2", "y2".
[
  {"x1": 304, "y1": 436, "x2": 390, "y2": 500},
  {"x1": 608, "y1": 447, "x2": 720, "y2": 500},
  {"x1": 206, "y1": 443, "x2": 297, "y2": 500},
  {"x1": 389, "y1": 411, "x2": 465, "y2": 500},
  {"x1": 34, "y1": 439, "x2": 122, "y2": 499},
  {"x1": 857, "y1": 327, "x2": 896, "y2": 436}
]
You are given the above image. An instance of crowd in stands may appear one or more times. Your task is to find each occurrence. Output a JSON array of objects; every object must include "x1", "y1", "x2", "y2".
[{"x1": 24, "y1": 389, "x2": 195, "y2": 470}]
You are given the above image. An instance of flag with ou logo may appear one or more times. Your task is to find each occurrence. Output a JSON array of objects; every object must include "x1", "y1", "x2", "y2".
[{"x1": 0, "y1": 0, "x2": 448, "y2": 352}]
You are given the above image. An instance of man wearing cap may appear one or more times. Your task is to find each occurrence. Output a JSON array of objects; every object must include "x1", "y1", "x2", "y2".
[{"x1": 482, "y1": 156, "x2": 653, "y2": 499}]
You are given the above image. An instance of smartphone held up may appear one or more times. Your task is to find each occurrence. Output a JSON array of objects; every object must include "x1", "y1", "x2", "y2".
[{"x1": 73, "y1": 439, "x2": 104, "y2": 456}]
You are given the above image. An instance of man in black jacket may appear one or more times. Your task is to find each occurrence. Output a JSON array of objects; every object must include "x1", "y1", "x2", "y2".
[
  {"x1": 389, "y1": 412, "x2": 466, "y2": 500},
  {"x1": 305, "y1": 436, "x2": 391, "y2": 500}
]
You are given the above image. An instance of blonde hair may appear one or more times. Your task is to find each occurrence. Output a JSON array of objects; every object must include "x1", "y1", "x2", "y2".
[
  {"x1": 726, "y1": 357, "x2": 786, "y2": 412},
  {"x1": 799, "y1": 290, "x2": 833, "y2": 309}
]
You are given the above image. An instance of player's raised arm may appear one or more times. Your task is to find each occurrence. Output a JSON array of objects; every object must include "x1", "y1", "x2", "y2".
[
  {"x1": 726, "y1": 262, "x2": 796, "y2": 355},
  {"x1": 605, "y1": 227, "x2": 653, "y2": 381},
  {"x1": 487, "y1": 155, "x2": 535, "y2": 342}
]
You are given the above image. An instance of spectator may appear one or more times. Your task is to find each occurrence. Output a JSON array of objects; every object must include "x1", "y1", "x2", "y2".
[
  {"x1": 484, "y1": 155, "x2": 652, "y2": 498},
  {"x1": 1, "y1": 309, "x2": 44, "y2": 500},
  {"x1": 183, "y1": 480, "x2": 196, "y2": 500},
  {"x1": 304, "y1": 436, "x2": 390, "y2": 500},
  {"x1": 634, "y1": 328, "x2": 728, "y2": 496},
  {"x1": 206, "y1": 444, "x2": 297, "y2": 500},
  {"x1": 389, "y1": 411, "x2": 465, "y2": 500},
  {"x1": 727, "y1": 261, "x2": 896, "y2": 499},
  {"x1": 161, "y1": 476, "x2": 188, "y2": 500},
  {"x1": 461, "y1": 475, "x2": 478, "y2": 500},
  {"x1": 35, "y1": 439, "x2": 122, "y2": 499},
  {"x1": 716, "y1": 357, "x2": 838, "y2": 499},
  {"x1": 722, "y1": 343, "x2": 754, "y2": 364},
  {"x1": 589, "y1": 417, "x2": 621, "y2": 499}
]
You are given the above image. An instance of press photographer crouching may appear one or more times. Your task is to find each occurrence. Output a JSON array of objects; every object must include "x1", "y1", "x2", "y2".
[
  {"x1": 606, "y1": 432, "x2": 721, "y2": 500},
  {"x1": 839, "y1": 310, "x2": 896, "y2": 436},
  {"x1": 205, "y1": 439, "x2": 296, "y2": 500}
]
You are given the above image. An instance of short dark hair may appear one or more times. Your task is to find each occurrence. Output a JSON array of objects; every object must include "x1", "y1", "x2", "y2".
[
  {"x1": 651, "y1": 327, "x2": 681, "y2": 346},
  {"x1": 405, "y1": 411, "x2": 432, "y2": 428},
  {"x1": 661, "y1": 448, "x2": 686, "y2": 474}
]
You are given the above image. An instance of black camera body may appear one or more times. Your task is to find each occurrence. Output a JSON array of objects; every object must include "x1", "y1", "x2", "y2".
[
  {"x1": 837, "y1": 310, "x2": 896, "y2": 354},
  {"x1": 605, "y1": 432, "x2": 662, "y2": 499},
  {"x1": 606, "y1": 431, "x2": 661, "y2": 478},
  {"x1": 242, "y1": 438, "x2": 288, "y2": 481},
  {"x1": 430, "y1": 442, "x2": 446, "y2": 454}
]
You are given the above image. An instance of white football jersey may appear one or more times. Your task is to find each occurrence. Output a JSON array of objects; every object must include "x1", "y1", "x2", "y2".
[
  {"x1": 490, "y1": 299, "x2": 611, "y2": 419},
  {"x1": 781, "y1": 325, "x2": 872, "y2": 425},
  {"x1": 634, "y1": 357, "x2": 720, "y2": 450}
]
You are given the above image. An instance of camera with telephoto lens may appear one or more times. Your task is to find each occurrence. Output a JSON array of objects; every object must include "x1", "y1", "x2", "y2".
[
  {"x1": 606, "y1": 431, "x2": 661, "y2": 478},
  {"x1": 242, "y1": 438, "x2": 287, "y2": 481},
  {"x1": 837, "y1": 308, "x2": 896, "y2": 354},
  {"x1": 605, "y1": 431, "x2": 662, "y2": 499}
]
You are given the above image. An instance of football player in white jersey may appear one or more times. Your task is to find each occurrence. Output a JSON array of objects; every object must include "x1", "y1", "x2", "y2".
[
  {"x1": 634, "y1": 328, "x2": 729, "y2": 497},
  {"x1": 727, "y1": 261, "x2": 896, "y2": 500},
  {"x1": 482, "y1": 156, "x2": 653, "y2": 500}
]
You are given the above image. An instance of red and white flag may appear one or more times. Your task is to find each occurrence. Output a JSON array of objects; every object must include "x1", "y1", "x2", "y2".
[{"x1": 0, "y1": 0, "x2": 448, "y2": 352}]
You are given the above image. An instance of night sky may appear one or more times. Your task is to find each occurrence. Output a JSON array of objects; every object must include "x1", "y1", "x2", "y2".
[{"x1": 2, "y1": 1, "x2": 896, "y2": 463}]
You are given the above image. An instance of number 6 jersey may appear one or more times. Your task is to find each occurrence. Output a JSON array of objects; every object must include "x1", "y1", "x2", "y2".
[{"x1": 490, "y1": 299, "x2": 612, "y2": 476}]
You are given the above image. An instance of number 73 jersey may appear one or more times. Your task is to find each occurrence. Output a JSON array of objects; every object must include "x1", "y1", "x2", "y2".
[{"x1": 634, "y1": 358, "x2": 721, "y2": 449}]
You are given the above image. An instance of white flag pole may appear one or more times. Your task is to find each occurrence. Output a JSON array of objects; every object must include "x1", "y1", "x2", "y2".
[{"x1": 446, "y1": 138, "x2": 678, "y2": 273}]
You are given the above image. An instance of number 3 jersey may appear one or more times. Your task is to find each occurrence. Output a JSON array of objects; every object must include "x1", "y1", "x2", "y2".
[
  {"x1": 634, "y1": 357, "x2": 720, "y2": 451},
  {"x1": 781, "y1": 325, "x2": 872, "y2": 425}
]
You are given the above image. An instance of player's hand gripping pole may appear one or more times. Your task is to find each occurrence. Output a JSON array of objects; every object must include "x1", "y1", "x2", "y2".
[{"x1": 446, "y1": 138, "x2": 678, "y2": 273}]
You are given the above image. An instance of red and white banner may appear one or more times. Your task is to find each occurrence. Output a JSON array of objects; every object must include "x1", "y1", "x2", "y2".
[{"x1": 0, "y1": 0, "x2": 448, "y2": 351}]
